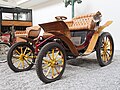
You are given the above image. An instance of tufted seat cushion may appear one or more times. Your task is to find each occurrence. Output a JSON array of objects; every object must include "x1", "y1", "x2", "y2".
[{"x1": 65, "y1": 12, "x2": 100, "y2": 30}]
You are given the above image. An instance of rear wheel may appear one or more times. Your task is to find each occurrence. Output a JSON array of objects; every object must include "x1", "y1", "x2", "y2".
[
  {"x1": 0, "y1": 42, "x2": 10, "y2": 63},
  {"x1": 96, "y1": 32, "x2": 114, "y2": 66},
  {"x1": 36, "y1": 42, "x2": 66, "y2": 83},
  {"x1": 7, "y1": 42, "x2": 35, "y2": 72}
]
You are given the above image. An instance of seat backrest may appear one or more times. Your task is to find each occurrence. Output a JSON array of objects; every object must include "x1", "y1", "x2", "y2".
[
  {"x1": 72, "y1": 13, "x2": 96, "y2": 30},
  {"x1": 26, "y1": 26, "x2": 41, "y2": 38}
]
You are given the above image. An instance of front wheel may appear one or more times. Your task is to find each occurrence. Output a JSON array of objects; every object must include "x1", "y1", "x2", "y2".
[
  {"x1": 7, "y1": 42, "x2": 35, "y2": 72},
  {"x1": 96, "y1": 32, "x2": 114, "y2": 66},
  {"x1": 36, "y1": 42, "x2": 66, "y2": 83},
  {"x1": 0, "y1": 42, "x2": 10, "y2": 63}
]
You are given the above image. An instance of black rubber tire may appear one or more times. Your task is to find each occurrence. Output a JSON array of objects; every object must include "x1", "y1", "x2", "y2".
[
  {"x1": 96, "y1": 32, "x2": 114, "y2": 67},
  {"x1": 0, "y1": 42, "x2": 10, "y2": 47},
  {"x1": 7, "y1": 42, "x2": 35, "y2": 72},
  {"x1": 36, "y1": 42, "x2": 66, "y2": 83},
  {"x1": 0, "y1": 42, "x2": 10, "y2": 62}
]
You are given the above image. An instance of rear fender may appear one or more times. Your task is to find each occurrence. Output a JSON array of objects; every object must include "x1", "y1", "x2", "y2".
[{"x1": 84, "y1": 21, "x2": 113, "y2": 55}]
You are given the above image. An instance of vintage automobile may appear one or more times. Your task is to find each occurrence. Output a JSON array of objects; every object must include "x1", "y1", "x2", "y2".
[{"x1": 7, "y1": 11, "x2": 114, "y2": 83}]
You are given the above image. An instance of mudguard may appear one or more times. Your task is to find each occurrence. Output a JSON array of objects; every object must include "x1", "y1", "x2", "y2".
[
  {"x1": 39, "y1": 21, "x2": 79, "y2": 56},
  {"x1": 84, "y1": 21, "x2": 113, "y2": 55}
]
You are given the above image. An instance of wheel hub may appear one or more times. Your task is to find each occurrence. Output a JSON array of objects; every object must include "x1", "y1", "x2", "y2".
[
  {"x1": 19, "y1": 54, "x2": 25, "y2": 61},
  {"x1": 50, "y1": 59, "x2": 56, "y2": 67}
]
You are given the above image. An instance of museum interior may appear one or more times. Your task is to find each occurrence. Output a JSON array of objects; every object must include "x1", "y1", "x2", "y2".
[{"x1": 0, "y1": 0, "x2": 120, "y2": 89}]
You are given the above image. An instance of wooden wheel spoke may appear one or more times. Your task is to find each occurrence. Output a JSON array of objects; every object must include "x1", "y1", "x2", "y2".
[
  {"x1": 55, "y1": 64, "x2": 63, "y2": 67},
  {"x1": 60, "y1": 51, "x2": 63, "y2": 57},
  {"x1": 26, "y1": 51, "x2": 32, "y2": 56},
  {"x1": 101, "y1": 53, "x2": 105, "y2": 61},
  {"x1": 28, "y1": 56, "x2": 34, "y2": 59},
  {"x1": 45, "y1": 67, "x2": 51, "y2": 76},
  {"x1": 43, "y1": 63, "x2": 51, "y2": 69},
  {"x1": 106, "y1": 43, "x2": 110, "y2": 48},
  {"x1": 47, "y1": 52, "x2": 52, "y2": 60},
  {"x1": 24, "y1": 59, "x2": 31, "y2": 65},
  {"x1": 52, "y1": 49, "x2": 55, "y2": 59},
  {"x1": 13, "y1": 55, "x2": 20, "y2": 59},
  {"x1": 105, "y1": 53, "x2": 109, "y2": 61},
  {"x1": 107, "y1": 51, "x2": 111, "y2": 57},
  {"x1": 102, "y1": 52, "x2": 109, "y2": 62},
  {"x1": 15, "y1": 50, "x2": 21, "y2": 55},
  {"x1": 43, "y1": 58, "x2": 51, "y2": 63},
  {"x1": 56, "y1": 58, "x2": 63, "y2": 62},
  {"x1": 24, "y1": 57, "x2": 33, "y2": 64},
  {"x1": 54, "y1": 67, "x2": 60, "y2": 74},
  {"x1": 101, "y1": 52, "x2": 104, "y2": 56},
  {"x1": 17, "y1": 61, "x2": 21, "y2": 68},
  {"x1": 24, "y1": 47, "x2": 27, "y2": 54},
  {"x1": 52, "y1": 67, "x2": 55, "y2": 78},
  {"x1": 100, "y1": 48, "x2": 104, "y2": 51},
  {"x1": 21, "y1": 61, "x2": 25, "y2": 69},
  {"x1": 104, "y1": 53, "x2": 107, "y2": 61},
  {"x1": 25, "y1": 55, "x2": 34, "y2": 59},
  {"x1": 54, "y1": 51, "x2": 60, "y2": 59},
  {"x1": 103, "y1": 54, "x2": 106, "y2": 61},
  {"x1": 12, "y1": 59, "x2": 20, "y2": 63},
  {"x1": 20, "y1": 47, "x2": 23, "y2": 54}
]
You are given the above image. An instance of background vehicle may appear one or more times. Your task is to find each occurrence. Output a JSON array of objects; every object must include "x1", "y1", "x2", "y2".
[
  {"x1": 0, "y1": 26, "x2": 15, "y2": 62},
  {"x1": 0, "y1": 7, "x2": 32, "y2": 62},
  {"x1": 7, "y1": 26, "x2": 54, "y2": 72}
]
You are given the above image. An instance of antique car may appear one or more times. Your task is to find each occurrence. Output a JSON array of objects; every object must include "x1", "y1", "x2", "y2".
[{"x1": 7, "y1": 11, "x2": 114, "y2": 83}]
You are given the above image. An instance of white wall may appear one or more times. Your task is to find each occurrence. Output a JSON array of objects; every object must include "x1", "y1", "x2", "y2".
[{"x1": 31, "y1": 0, "x2": 120, "y2": 50}]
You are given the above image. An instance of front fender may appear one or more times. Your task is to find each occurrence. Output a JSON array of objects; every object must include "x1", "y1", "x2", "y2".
[
  {"x1": 48, "y1": 32, "x2": 79, "y2": 57},
  {"x1": 84, "y1": 21, "x2": 113, "y2": 55},
  {"x1": 39, "y1": 21, "x2": 79, "y2": 56}
]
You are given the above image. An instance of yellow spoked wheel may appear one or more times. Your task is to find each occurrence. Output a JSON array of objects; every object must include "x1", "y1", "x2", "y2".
[
  {"x1": 96, "y1": 32, "x2": 114, "y2": 66},
  {"x1": 7, "y1": 42, "x2": 35, "y2": 72},
  {"x1": 36, "y1": 42, "x2": 66, "y2": 83}
]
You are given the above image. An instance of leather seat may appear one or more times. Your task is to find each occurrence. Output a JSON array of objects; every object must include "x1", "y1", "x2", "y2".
[{"x1": 65, "y1": 12, "x2": 101, "y2": 31}]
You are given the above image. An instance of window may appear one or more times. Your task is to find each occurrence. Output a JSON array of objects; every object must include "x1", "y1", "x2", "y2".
[
  {"x1": 2, "y1": 13, "x2": 13, "y2": 20},
  {"x1": 18, "y1": 12, "x2": 31, "y2": 21}
]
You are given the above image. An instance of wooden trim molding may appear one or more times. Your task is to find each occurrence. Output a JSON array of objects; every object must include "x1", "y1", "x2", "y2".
[{"x1": 2, "y1": 21, "x2": 32, "y2": 26}]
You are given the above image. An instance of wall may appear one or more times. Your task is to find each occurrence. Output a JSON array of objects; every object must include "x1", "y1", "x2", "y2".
[{"x1": 31, "y1": 0, "x2": 120, "y2": 50}]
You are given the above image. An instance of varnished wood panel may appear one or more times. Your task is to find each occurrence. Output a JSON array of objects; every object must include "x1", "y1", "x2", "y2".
[{"x1": 2, "y1": 21, "x2": 32, "y2": 26}]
